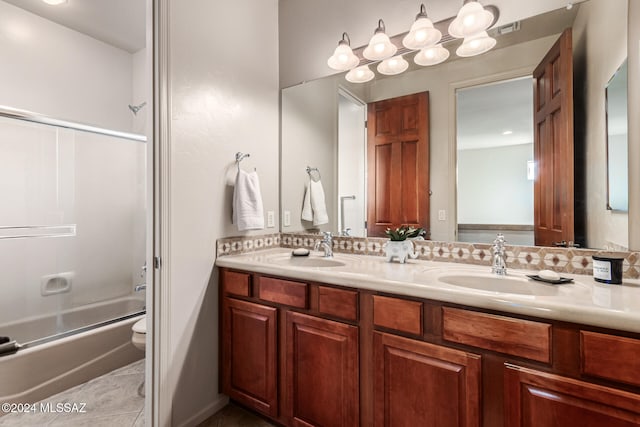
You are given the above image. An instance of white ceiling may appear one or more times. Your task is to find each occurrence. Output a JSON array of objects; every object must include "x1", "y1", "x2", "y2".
[{"x1": 2, "y1": 0, "x2": 146, "y2": 53}]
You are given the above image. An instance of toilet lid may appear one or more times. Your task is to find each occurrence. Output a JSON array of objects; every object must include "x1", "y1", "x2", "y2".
[{"x1": 133, "y1": 317, "x2": 146, "y2": 334}]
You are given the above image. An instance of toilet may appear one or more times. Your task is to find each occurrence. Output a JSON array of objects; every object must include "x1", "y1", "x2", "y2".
[{"x1": 131, "y1": 316, "x2": 146, "y2": 352}]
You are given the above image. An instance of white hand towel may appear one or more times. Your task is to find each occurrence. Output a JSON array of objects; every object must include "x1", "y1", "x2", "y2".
[
  {"x1": 301, "y1": 181, "x2": 313, "y2": 222},
  {"x1": 310, "y1": 179, "x2": 329, "y2": 225},
  {"x1": 233, "y1": 169, "x2": 265, "y2": 231}
]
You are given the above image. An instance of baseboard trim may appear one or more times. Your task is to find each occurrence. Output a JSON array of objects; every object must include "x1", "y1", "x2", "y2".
[{"x1": 177, "y1": 394, "x2": 229, "y2": 427}]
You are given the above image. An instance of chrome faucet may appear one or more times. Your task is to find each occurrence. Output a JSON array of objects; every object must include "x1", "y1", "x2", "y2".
[
  {"x1": 314, "y1": 231, "x2": 334, "y2": 258},
  {"x1": 491, "y1": 233, "x2": 507, "y2": 276},
  {"x1": 134, "y1": 284, "x2": 147, "y2": 292}
]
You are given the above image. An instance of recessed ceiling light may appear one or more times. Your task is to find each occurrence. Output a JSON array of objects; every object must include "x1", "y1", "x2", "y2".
[
  {"x1": 42, "y1": 0, "x2": 68, "y2": 5},
  {"x1": 502, "y1": 130, "x2": 513, "y2": 135}
]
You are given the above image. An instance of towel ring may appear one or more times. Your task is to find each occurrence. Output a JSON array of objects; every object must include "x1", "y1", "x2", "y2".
[
  {"x1": 236, "y1": 152, "x2": 254, "y2": 172},
  {"x1": 306, "y1": 166, "x2": 321, "y2": 182}
]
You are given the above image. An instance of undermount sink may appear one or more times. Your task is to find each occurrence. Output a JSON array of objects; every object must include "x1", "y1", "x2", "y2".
[
  {"x1": 269, "y1": 255, "x2": 346, "y2": 268},
  {"x1": 438, "y1": 273, "x2": 560, "y2": 296}
]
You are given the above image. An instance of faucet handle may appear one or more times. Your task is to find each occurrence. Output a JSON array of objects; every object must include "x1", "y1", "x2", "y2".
[{"x1": 322, "y1": 231, "x2": 332, "y2": 240}]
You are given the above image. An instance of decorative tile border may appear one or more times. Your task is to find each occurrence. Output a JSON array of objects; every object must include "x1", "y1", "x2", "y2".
[
  {"x1": 216, "y1": 233, "x2": 280, "y2": 257},
  {"x1": 217, "y1": 232, "x2": 640, "y2": 279}
]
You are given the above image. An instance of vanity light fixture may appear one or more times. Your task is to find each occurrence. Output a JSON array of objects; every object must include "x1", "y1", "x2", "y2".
[
  {"x1": 363, "y1": 19, "x2": 397, "y2": 61},
  {"x1": 345, "y1": 64, "x2": 375, "y2": 83},
  {"x1": 42, "y1": 0, "x2": 68, "y2": 4},
  {"x1": 330, "y1": 2, "x2": 499, "y2": 83},
  {"x1": 402, "y1": 4, "x2": 442, "y2": 50},
  {"x1": 327, "y1": 32, "x2": 360, "y2": 71},
  {"x1": 448, "y1": 0, "x2": 494, "y2": 39},
  {"x1": 456, "y1": 30, "x2": 496, "y2": 57},
  {"x1": 414, "y1": 44, "x2": 450, "y2": 66},
  {"x1": 377, "y1": 55, "x2": 409, "y2": 75}
]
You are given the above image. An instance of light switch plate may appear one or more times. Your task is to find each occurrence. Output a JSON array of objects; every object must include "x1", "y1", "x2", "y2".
[
  {"x1": 438, "y1": 210, "x2": 446, "y2": 221},
  {"x1": 283, "y1": 210, "x2": 291, "y2": 227},
  {"x1": 267, "y1": 211, "x2": 275, "y2": 228}
]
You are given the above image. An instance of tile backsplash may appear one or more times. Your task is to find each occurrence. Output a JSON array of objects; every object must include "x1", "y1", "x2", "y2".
[{"x1": 217, "y1": 233, "x2": 640, "y2": 279}]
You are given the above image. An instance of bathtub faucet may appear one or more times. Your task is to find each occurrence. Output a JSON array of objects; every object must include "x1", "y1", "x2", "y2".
[{"x1": 134, "y1": 284, "x2": 146, "y2": 292}]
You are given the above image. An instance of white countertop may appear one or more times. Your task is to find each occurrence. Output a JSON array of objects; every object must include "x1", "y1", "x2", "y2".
[{"x1": 215, "y1": 248, "x2": 640, "y2": 333}]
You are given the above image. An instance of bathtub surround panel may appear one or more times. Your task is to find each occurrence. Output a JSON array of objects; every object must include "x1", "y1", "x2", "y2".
[{"x1": 218, "y1": 233, "x2": 640, "y2": 280}]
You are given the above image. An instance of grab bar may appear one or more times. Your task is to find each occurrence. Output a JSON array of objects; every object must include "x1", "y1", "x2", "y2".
[{"x1": 0, "y1": 105, "x2": 147, "y2": 143}]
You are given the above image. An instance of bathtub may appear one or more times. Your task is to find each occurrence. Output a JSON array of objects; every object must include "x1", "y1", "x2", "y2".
[{"x1": 0, "y1": 296, "x2": 145, "y2": 405}]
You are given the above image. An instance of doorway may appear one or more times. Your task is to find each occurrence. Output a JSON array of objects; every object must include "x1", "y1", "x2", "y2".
[{"x1": 456, "y1": 77, "x2": 535, "y2": 245}]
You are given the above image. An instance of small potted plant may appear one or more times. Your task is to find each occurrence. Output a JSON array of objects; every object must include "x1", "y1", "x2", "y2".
[{"x1": 384, "y1": 225, "x2": 423, "y2": 263}]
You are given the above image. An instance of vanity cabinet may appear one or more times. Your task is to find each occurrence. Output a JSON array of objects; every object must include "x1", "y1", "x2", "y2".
[
  {"x1": 504, "y1": 364, "x2": 640, "y2": 427},
  {"x1": 286, "y1": 311, "x2": 359, "y2": 427},
  {"x1": 374, "y1": 332, "x2": 481, "y2": 427},
  {"x1": 220, "y1": 269, "x2": 360, "y2": 426},
  {"x1": 221, "y1": 297, "x2": 278, "y2": 417},
  {"x1": 219, "y1": 268, "x2": 640, "y2": 427}
]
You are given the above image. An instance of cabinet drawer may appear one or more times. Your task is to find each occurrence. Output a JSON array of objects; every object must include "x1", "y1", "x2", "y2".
[
  {"x1": 373, "y1": 295, "x2": 423, "y2": 336},
  {"x1": 258, "y1": 277, "x2": 308, "y2": 308},
  {"x1": 318, "y1": 286, "x2": 358, "y2": 321},
  {"x1": 443, "y1": 307, "x2": 551, "y2": 363},
  {"x1": 581, "y1": 331, "x2": 640, "y2": 387},
  {"x1": 222, "y1": 270, "x2": 251, "y2": 297}
]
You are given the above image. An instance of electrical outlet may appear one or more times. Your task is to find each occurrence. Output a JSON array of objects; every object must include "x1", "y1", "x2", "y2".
[
  {"x1": 283, "y1": 210, "x2": 291, "y2": 227},
  {"x1": 267, "y1": 211, "x2": 275, "y2": 228},
  {"x1": 438, "y1": 210, "x2": 446, "y2": 221}
]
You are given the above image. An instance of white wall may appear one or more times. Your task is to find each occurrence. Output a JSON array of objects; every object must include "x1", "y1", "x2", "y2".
[
  {"x1": 278, "y1": 0, "x2": 584, "y2": 87},
  {"x1": 458, "y1": 143, "x2": 533, "y2": 224},
  {"x1": 165, "y1": 0, "x2": 279, "y2": 425},
  {"x1": 0, "y1": 1, "x2": 133, "y2": 132},
  {"x1": 573, "y1": 0, "x2": 628, "y2": 249}
]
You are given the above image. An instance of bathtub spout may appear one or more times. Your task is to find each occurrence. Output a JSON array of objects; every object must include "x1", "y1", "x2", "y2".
[{"x1": 134, "y1": 284, "x2": 146, "y2": 292}]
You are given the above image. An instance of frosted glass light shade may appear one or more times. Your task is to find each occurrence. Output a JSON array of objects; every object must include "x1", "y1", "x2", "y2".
[
  {"x1": 327, "y1": 42, "x2": 360, "y2": 71},
  {"x1": 456, "y1": 31, "x2": 496, "y2": 57},
  {"x1": 363, "y1": 31, "x2": 397, "y2": 61},
  {"x1": 448, "y1": 1, "x2": 494, "y2": 38},
  {"x1": 402, "y1": 17, "x2": 442, "y2": 50},
  {"x1": 377, "y1": 55, "x2": 409, "y2": 75},
  {"x1": 42, "y1": 0, "x2": 67, "y2": 4},
  {"x1": 345, "y1": 65, "x2": 375, "y2": 83},
  {"x1": 414, "y1": 45, "x2": 450, "y2": 66}
]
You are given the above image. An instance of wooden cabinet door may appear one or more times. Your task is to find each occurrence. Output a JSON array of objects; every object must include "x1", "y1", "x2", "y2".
[
  {"x1": 285, "y1": 311, "x2": 359, "y2": 427},
  {"x1": 533, "y1": 28, "x2": 575, "y2": 246},
  {"x1": 374, "y1": 332, "x2": 481, "y2": 427},
  {"x1": 504, "y1": 364, "x2": 640, "y2": 427},
  {"x1": 367, "y1": 92, "x2": 430, "y2": 237},
  {"x1": 222, "y1": 298, "x2": 278, "y2": 417}
]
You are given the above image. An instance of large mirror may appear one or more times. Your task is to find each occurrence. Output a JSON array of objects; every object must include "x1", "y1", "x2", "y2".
[{"x1": 281, "y1": 0, "x2": 634, "y2": 250}]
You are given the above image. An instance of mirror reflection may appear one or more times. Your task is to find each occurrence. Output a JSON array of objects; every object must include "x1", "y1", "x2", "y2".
[
  {"x1": 606, "y1": 60, "x2": 628, "y2": 212},
  {"x1": 280, "y1": 0, "x2": 633, "y2": 250}
]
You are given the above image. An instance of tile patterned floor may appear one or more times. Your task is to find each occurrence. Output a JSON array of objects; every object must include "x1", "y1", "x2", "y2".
[
  {"x1": 198, "y1": 404, "x2": 276, "y2": 427},
  {"x1": 0, "y1": 360, "x2": 145, "y2": 427}
]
